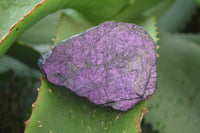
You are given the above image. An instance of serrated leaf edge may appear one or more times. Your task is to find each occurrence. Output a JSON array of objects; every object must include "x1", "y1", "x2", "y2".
[{"x1": 24, "y1": 77, "x2": 44, "y2": 131}]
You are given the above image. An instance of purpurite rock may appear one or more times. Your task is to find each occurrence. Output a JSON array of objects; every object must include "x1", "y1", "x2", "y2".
[{"x1": 38, "y1": 21, "x2": 157, "y2": 111}]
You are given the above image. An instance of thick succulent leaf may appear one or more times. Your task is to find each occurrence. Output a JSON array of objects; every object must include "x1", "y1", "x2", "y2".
[
  {"x1": 19, "y1": 9, "x2": 93, "y2": 45},
  {"x1": 138, "y1": 17, "x2": 159, "y2": 53},
  {"x1": 0, "y1": 0, "x2": 42, "y2": 40},
  {"x1": 54, "y1": 13, "x2": 91, "y2": 46},
  {"x1": 173, "y1": 33, "x2": 200, "y2": 45},
  {"x1": 113, "y1": 0, "x2": 176, "y2": 24},
  {"x1": 0, "y1": 0, "x2": 65, "y2": 58},
  {"x1": 113, "y1": 0, "x2": 160, "y2": 22},
  {"x1": 140, "y1": 17, "x2": 158, "y2": 44},
  {"x1": 18, "y1": 11, "x2": 61, "y2": 45},
  {"x1": 25, "y1": 78, "x2": 147, "y2": 133},
  {"x1": 158, "y1": 0, "x2": 198, "y2": 32},
  {"x1": 62, "y1": 9, "x2": 95, "y2": 26},
  {"x1": 145, "y1": 31, "x2": 200, "y2": 133},
  {"x1": 0, "y1": 0, "x2": 173, "y2": 58},
  {"x1": 6, "y1": 41, "x2": 40, "y2": 70},
  {"x1": 0, "y1": 0, "x2": 129, "y2": 58},
  {"x1": 143, "y1": 0, "x2": 175, "y2": 19}
]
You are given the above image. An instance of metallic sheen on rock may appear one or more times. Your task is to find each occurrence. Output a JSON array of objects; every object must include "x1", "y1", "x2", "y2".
[{"x1": 38, "y1": 21, "x2": 157, "y2": 111}]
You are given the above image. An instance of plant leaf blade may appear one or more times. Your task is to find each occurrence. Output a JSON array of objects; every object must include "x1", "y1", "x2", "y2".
[
  {"x1": 25, "y1": 78, "x2": 147, "y2": 133},
  {"x1": 145, "y1": 32, "x2": 200, "y2": 133}
]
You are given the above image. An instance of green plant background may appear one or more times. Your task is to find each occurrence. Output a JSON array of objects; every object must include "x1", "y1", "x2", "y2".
[{"x1": 0, "y1": 0, "x2": 200, "y2": 133}]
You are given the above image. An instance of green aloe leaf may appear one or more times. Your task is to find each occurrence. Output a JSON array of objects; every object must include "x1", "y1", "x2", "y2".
[
  {"x1": 145, "y1": 31, "x2": 200, "y2": 133},
  {"x1": 140, "y1": 17, "x2": 158, "y2": 44},
  {"x1": 19, "y1": 9, "x2": 92, "y2": 45},
  {"x1": 173, "y1": 33, "x2": 200, "y2": 45},
  {"x1": 25, "y1": 78, "x2": 147, "y2": 133},
  {"x1": 54, "y1": 13, "x2": 91, "y2": 46},
  {"x1": 0, "y1": 0, "x2": 173, "y2": 58},
  {"x1": 0, "y1": 0, "x2": 42, "y2": 40},
  {"x1": 0, "y1": 0, "x2": 129, "y2": 58},
  {"x1": 143, "y1": 0, "x2": 175, "y2": 19},
  {"x1": 6, "y1": 41, "x2": 40, "y2": 70},
  {"x1": 0, "y1": 0, "x2": 62, "y2": 58},
  {"x1": 158, "y1": 0, "x2": 198, "y2": 32},
  {"x1": 25, "y1": 11, "x2": 158, "y2": 132},
  {"x1": 18, "y1": 11, "x2": 61, "y2": 45},
  {"x1": 113, "y1": 0, "x2": 161, "y2": 22}
]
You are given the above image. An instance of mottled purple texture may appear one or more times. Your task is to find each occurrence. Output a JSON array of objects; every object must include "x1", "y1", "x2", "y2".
[{"x1": 38, "y1": 21, "x2": 157, "y2": 111}]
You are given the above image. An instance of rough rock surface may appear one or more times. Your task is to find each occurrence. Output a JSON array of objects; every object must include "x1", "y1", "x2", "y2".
[{"x1": 38, "y1": 21, "x2": 157, "y2": 111}]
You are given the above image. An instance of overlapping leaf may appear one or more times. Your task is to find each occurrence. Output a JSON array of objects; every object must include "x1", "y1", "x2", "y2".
[
  {"x1": 158, "y1": 0, "x2": 198, "y2": 32},
  {"x1": 54, "y1": 13, "x2": 91, "y2": 46},
  {"x1": 6, "y1": 42, "x2": 40, "y2": 70},
  {"x1": 0, "y1": 0, "x2": 172, "y2": 58},
  {"x1": 145, "y1": 32, "x2": 200, "y2": 133}
]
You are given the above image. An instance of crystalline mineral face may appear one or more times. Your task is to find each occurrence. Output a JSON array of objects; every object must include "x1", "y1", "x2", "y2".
[{"x1": 38, "y1": 21, "x2": 157, "y2": 111}]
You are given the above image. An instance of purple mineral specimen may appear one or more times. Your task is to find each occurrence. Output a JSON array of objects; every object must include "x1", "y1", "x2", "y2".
[{"x1": 38, "y1": 21, "x2": 157, "y2": 111}]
